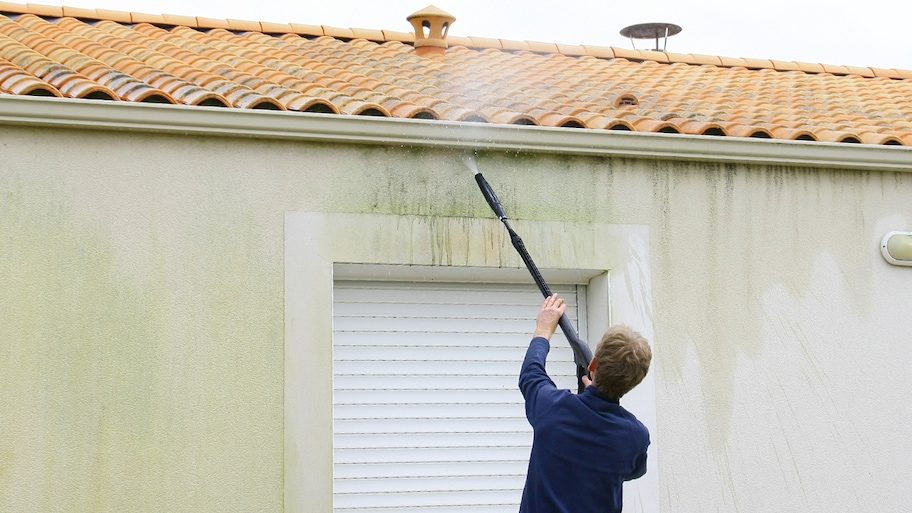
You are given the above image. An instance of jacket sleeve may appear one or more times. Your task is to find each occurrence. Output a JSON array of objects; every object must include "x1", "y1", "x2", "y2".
[
  {"x1": 518, "y1": 337, "x2": 559, "y2": 426},
  {"x1": 625, "y1": 433, "x2": 650, "y2": 481}
]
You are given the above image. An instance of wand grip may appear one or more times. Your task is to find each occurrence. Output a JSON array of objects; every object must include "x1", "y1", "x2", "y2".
[
  {"x1": 474, "y1": 173, "x2": 507, "y2": 220},
  {"x1": 560, "y1": 315, "x2": 594, "y2": 370}
]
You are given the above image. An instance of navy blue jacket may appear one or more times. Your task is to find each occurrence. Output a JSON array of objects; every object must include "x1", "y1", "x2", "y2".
[{"x1": 519, "y1": 337, "x2": 649, "y2": 513}]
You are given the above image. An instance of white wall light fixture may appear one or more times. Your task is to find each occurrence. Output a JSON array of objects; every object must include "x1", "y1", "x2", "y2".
[{"x1": 881, "y1": 231, "x2": 912, "y2": 267}]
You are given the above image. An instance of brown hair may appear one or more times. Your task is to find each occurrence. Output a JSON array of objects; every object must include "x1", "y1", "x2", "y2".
[{"x1": 593, "y1": 325, "x2": 652, "y2": 400}]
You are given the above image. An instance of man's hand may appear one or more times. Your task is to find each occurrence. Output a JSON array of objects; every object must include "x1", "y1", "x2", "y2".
[{"x1": 533, "y1": 294, "x2": 567, "y2": 340}]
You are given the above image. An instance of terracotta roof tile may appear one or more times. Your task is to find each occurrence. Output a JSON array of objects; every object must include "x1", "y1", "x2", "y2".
[
  {"x1": 92, "y1": 9, "x2": 131, "y2": 24},
  {"x1": 129, "y1": 12, "x2": 166, "y2": 25},
  {"x1": 524, "y1": 40, "x2": 559, "y2": 54},
  {"x1": 869, "y1": 67, "x2": 901, "y2": 79},
  {"x1": 162, "y1": 14, "x2": 197, "y2": 28},
  {"x1": 226, "y1": 18, "x2": 260, "y2": 33},
  {"x1": 677, "y1": 120, "x2": 728, "y2": 136},
  {"x1": 610, "y1": 46, "x2": 643, "y2": 61},
  {"x1": 688, "y1": 53, "x2": 723, "y2": 66},
  {"x1": 843, "y1": 65, "x2": 875, "y2": 78},
  {"x1": 584, "y1": 116, "x2": 634, "y2": 131},
  {"x1": 795, "y1": 61, "x2": 826, "y2": 73},
  {"x1": 322, "y1": 25, "x2": 354, "y2": 39},
  {"x1": 196, "y1": 17, "x2": 230, "y2": 30},
  {"x1": 580, "y1": 45, "x2": 615, "y2": 60},
  {"x1": 821, "y1": 63, "x2": 852, "y2": 75},
  {"x1": 466, "y1": 36, "x2": 500, "y2": 49},
  {"x1": 718, "y1": 56, "x2": 750, "y2": 68},
  {"x1": 0, "y1": 56, "x2": 59, "y2": 95},
  {"x1": 60, "y1": 5, "x2": 96, "y2": 19},
  {"x1": 661, "y1": 52, "x2": 698, "y2": 66},
  {"x1": 499, "y1": 39, "x2": 531, "y2": 52},
  {"x1": 859, "y1": 131, "x2": 903, "y2": 145},
  {"x1": 741, "y1": 57, "x2": 774, "y2": 70},
  {"x1": 767, "y1": 60, "x2": 801, "y2": 72},
  {"x1": 0, "y1": 5, "x2": 910, "y2": 145},
  {"x1": 380, "y1": 29, "x2": 413, "y2": 43},
  {"x1": 555, "y1": 43, "x2": 587, "y2": 57},
  {"x1": 19, "y1": 3, "x2": 60, "y2": 17}
]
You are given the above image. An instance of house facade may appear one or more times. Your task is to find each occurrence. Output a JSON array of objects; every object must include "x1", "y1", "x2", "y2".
[{"x1": 2, "y1": 4, "x2": 912, "y2": 513}]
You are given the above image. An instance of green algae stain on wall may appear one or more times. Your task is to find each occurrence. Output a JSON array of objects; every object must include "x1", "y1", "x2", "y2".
[
  {"x1": 0, "y1": 148, "x2": 284, "y2": 512},
  {"x1": 0, "y1": 175, "x2": 166, "y2": 512}
]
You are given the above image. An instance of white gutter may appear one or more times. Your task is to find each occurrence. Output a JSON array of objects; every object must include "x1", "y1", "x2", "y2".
[{"x1": 2, "y1": 95, "x2": 910, "y2": 172}]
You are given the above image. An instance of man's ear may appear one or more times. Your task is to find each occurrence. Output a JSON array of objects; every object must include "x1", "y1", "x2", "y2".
[{"x1": 588, "y1": 358, "x2": 596, "y2": 374}]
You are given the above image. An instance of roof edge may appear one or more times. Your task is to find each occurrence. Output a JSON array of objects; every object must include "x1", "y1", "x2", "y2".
[
  {"x1": 2, "y1": 96, "x2": 909, "y2": 172},
  {"x1": 1, "y1": 2, "x2": 909, "y2": 78}
]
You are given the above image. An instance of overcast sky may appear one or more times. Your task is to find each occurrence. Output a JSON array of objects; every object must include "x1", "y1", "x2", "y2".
[{"x1": 58, "y1": 0, "x2": 912, "y2": 70}]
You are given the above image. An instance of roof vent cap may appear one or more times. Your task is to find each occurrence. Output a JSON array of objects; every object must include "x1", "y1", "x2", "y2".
[
  {"x1": 620, "y1": 22, "x2": 682, "y2": 51},
  {"x1": 407, "y1": 5, "x2": 456, "y2": 57}
]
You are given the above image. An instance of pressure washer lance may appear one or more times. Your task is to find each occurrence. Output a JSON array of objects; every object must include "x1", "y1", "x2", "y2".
[{"x1": 467, "y1": 157, "x2": 593, "y2": 394}]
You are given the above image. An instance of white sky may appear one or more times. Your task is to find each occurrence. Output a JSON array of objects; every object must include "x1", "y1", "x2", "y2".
[{"x1": 55, "y1": 0, "x2": 912, "y2": 70}]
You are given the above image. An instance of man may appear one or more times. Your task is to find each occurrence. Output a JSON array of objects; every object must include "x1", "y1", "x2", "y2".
[{"x1": 519, "y1": 294, "x2": 651, "y2": 513}]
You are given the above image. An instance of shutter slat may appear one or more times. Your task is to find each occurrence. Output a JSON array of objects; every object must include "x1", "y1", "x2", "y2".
[
  {"x1": 333, "y1": 446, "x2": 532, "y2": 464},
  {"x1": 333, "y1": 316, "x2": 546, "y2": 334},
  {"x1": 334, "y1": 416, "x2": 530, "y2": 433},
  {"x1": 333, "y1": 344, "x2": 575, "y2": 362},
  {"x1": 333, "y1": 402, "x2": 526, "y2": 419},
  {"x1": 334, "y1": 489, "x2": 524, "y2": 509},
  {"x1": 334, "y1": 460, "x2": 527, "y2": 479},
  {"x1": 333, "y1": 388, "x2": 522, "y2": 404},
  {"x1": 334, "y1": 431, "x2": 534, "y2": 450},
  {"x1": 334, "y1": 331, "x2": 564, "y2": 347},
  {"x1": 334, "y1": 475, "x2": 527, "y2": 494}
]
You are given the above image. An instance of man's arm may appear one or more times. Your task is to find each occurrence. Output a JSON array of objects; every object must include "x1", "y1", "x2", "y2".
[
  {"x1": 518, "y1": 337, "x2": 553, "y2": 402},
  {"x1": 518, "y1": 295, "x2": 568, "y2": 422}
]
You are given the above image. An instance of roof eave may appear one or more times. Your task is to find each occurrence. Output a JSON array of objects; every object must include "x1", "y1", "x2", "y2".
[{"x1": 1, "y1": 95, "x2": 909, "y2": 172}]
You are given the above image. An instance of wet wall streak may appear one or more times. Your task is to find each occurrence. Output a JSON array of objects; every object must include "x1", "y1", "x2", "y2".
[{"x1": 649, "y1": 159, "x2": 880, "y2": 451}]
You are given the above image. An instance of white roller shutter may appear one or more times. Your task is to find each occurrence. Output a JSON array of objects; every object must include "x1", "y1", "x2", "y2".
[{"x1": 332, "y1": 280, "x2": 587, "y2": 513}]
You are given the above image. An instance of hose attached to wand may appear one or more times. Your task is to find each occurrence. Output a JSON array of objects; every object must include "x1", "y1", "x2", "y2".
[{"x1": 473, "y1": 170, "x2": 593, "y2": 394}]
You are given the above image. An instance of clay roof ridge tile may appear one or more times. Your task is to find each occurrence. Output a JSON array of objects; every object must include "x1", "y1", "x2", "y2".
[{"x1": 580, "y1": 45, "x2": 615, "y2": 60}]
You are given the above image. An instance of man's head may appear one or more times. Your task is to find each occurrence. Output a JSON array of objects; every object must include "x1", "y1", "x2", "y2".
[{"x1": 588, "y1": 325, "x2": 651, "y2": 400}]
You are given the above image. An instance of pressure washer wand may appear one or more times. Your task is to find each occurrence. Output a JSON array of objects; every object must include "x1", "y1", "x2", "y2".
[{"x1": 474, "y1": 171, "x2": 593, "y2": 393}]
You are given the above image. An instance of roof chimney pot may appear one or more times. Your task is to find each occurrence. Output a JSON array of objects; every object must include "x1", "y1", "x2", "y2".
[{"x1": 407, "y1": 5, "x2": 456, "y2": 57}]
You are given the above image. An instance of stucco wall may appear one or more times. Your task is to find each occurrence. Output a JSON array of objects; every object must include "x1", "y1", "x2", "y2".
[{"x1": 1, "y1": 114, "x2": 911, "y2": 512}]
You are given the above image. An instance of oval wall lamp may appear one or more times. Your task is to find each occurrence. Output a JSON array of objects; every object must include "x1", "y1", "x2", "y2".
[{"x1": 881, "y1": 231, "x2": 912, "y2": 267}]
